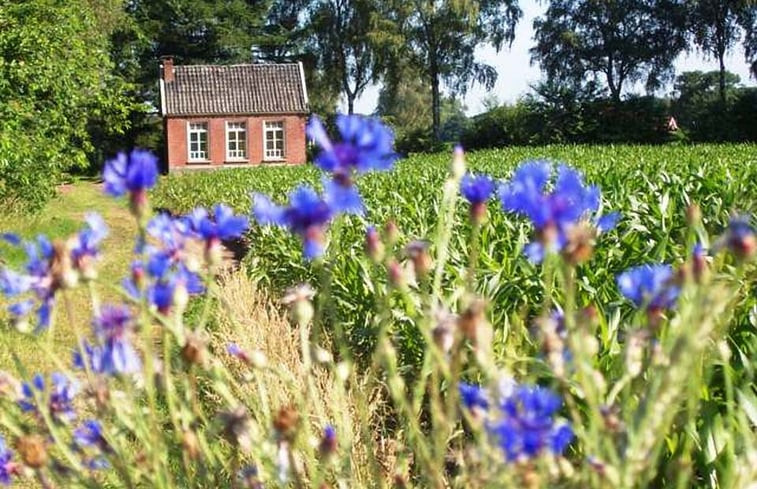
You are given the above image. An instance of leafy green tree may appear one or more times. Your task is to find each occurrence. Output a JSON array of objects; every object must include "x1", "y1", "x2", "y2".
[
  {"x1": 0, "y1": 0, "x2": 133, "y2": 210},
  {"x1": 532, "y1": 0, "x2": 688, "y2": 104},
  {"x1": 689, "y1": 0, "x2": 754, "y2": 103},
  {"x1": 308, "y1": 0, "x2": 384, "y2": 114},
  {"x1": 390, "y1": 0, "x2": 521, "y2": 139}
]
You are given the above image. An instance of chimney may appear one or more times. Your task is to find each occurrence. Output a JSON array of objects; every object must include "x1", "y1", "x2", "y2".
[{"x1": 160, "y1": 56, "x2": 174, "y2": 83}]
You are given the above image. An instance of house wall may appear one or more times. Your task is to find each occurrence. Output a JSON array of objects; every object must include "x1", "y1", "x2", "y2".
[{"x1": 166, "y1": 114, "x2": 307, "y2": 170}]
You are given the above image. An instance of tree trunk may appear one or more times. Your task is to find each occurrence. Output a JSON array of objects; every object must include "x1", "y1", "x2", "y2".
[
  {"x1": 347, "y1": 94, "x2": 355, "y2": 115},
  {"x1": 431, "y1": 71, "x2": 441, "y2": 141},
  {"x1": 718, "y1": 49, "x2": 727, "y2": 105}
]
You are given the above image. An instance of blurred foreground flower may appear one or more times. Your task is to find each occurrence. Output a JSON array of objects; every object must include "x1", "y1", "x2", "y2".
[
  {"x1": 253, "y1": 186, "x2": 334, "y2": 260},
  {"x1": 498, "y1": 161, "x2": 619, "y2": 263},
  {"x1": 461, "y1": 380, "x2": 573, "y2": 461},
  {"x1": 616, "y1": 264, "x2": 679, "y2": 312}
]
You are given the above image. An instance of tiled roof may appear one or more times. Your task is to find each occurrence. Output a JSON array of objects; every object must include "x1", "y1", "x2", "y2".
[{"x1": 162, "y1": 63, "x2": 308, "y2": 116}]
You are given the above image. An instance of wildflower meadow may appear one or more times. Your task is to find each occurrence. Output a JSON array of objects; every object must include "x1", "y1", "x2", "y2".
[{"x1": 0, "y1": 115, "x2": 755, "y2": 489}]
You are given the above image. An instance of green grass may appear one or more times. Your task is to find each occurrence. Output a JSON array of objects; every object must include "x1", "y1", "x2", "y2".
[{"x1": 0, "y1": 182, "x2": 136, "y2": 374}]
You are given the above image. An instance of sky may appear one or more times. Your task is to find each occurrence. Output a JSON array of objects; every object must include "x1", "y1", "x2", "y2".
[{"x1": 349, "y1": 0, "x2": 756, "y2": 116}]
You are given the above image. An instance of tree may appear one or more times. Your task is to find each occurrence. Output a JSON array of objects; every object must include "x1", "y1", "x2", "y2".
[
  {"x1": 0, "y1": 0, "x2": 133, "y2": 209},
  {"x1": 308, "y1": 0, "x2": 383, "y2": 114},
  {"x1": 689, "y1": 0, "x2": 754, "y2": 103},
  {"x1": 390, "y1": 0, "x2": 521, "y2": 139},
  {"x1": 532, "y1": 0, "x2": 688, "y2": 104}
]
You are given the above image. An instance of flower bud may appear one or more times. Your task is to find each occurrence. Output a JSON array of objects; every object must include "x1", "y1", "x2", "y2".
[
  {"x1": 686, "y1": 203, "x2": 701, "y2": 227},
  {"x1": 432, "y1": 319, "x2": 455, "y2": 355},
  {"x1": 318, "y1": 425, "x2": 337, "y2": 458},
  {"x1": 384, "y1": 220, "x2": 400, "y2": 246},
  {"x1": 51, "y1": 239, "x2": 78, "y2": 290},
  {"x1": 470, "y1": 201, "x2": 487, "y2": 225},
  {"x1": 387, "y1": 259, "x2": 405, "y2": 289},
  {"x1": 364, "y1": 226, "x2": 384, "y2": 263},
  {"x1": 563, "y1": 222, "x2": 596, "y2": 265},
  {"x1": 405, "y1": 241, "x2": 432, "y2": 280},
  {"x1": 129, "y1": 189, "x2": 150, "y2": 221},
  {"x1": 450, "y1": 145, "x2": 466, "y2": 179},
  {"x1": 282, "y1": 284, "x2": 315, "y2": 326}
]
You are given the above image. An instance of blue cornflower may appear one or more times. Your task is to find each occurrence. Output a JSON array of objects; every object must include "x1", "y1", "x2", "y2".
[
  {"x1": 616, "y1": 264, "x2": 679, "y2": 311},
  {"x1": 253, "y1": 186, "x2": 335, "y2": 260},
  {"x1": 725, "y1": 215, "x2": 755, "y2": 260},
  {"x1": 187, "y1": 204, "x2": 249, "y2": 244},
  {"x1": 73, "y1": 419, "x2": 110, "y2": 470},
  {"x1": 0, "y1": 436, "x2": 17, "y2": 486},
  {"x1": 0, "y1": 236, "x2": 55, "y2": 332},
  {"x1": 185, "y1": 205, "x2": 248, "y2": 265},
  {"x1": 459, "y1": 382, "x2": 490, "y2": 411},
  {"x1": 307, "y1": 115, "x2": 397, "y2": 175},
  {"x1": 74, "y1": 419, "x2": 107, "y2": 449},
  {"x1": 487, "y1": 384, "x2": 574, "y2": 461},
  {"x1": 461, "y1": 173, "x2": 495, "y2": 205},
  {"x1": 498, "y1": 162, "x2": 619, "y2": 263},
  {"x1": 103, "y1": 149, "x2": 158, "y2": 198},
  {"x1": 19, "y1": 373, "x2": 79, "y2": 423},
  {"x1": 71, "y1": 213, "x2": 108, "y2": 280},
  {"x1": 319, "y1": 425, "x2": 338, "y2": 456},
  {"x1": 89, "y1": 305, "x2": 141, "y2": 375},
  {"x1": 460, "y1": 381, "x2": 573, "y2": 461},
  {"x1": 461, "y1": 173, "x2": 496, "y2": 223}
]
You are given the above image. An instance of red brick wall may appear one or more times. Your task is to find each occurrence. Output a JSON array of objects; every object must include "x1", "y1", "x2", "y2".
[{"x1": 166, "y1": 114, "x2": 307, "y2": 170}]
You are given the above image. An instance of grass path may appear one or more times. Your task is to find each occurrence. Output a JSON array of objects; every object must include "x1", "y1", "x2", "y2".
[{"x1": 0, "y1": 182, "x2": 137, "y2": 375}]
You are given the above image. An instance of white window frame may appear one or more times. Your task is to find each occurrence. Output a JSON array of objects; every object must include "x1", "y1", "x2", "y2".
[
  {"x1": 225, "y1": 121, "x2": 248, "y2": 161},
  {"x1": 263, "y1": 120, "x2": 286, "y2": 161},
  {"x1": 187, "y1": 122, "x2": 209, "y2": 162}
]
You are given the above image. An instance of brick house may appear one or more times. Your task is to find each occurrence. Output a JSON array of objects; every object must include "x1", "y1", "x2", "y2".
[{"x1": 159, "y1": 57, "x2": 309, "y2": 171}]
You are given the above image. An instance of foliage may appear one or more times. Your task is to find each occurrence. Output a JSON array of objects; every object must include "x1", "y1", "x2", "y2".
[
  {"x1": 689, "y1": 0, "x2": 754, "y2": 103},
  {"x1": 307, "y1": 0, "x2": 384, "y2": 114},
  {"x1": 388, "y1": 0, "x2": 522, "y2": 139},
  {"x1": 531, "y1": 0, "x2": 688, "y2": 103},
  {"x1": 0, "y1": 0, "x2": 134, "y2": 211},
  {"x1": 1, "y1": 125, "x2": 755, "y2": 487}
]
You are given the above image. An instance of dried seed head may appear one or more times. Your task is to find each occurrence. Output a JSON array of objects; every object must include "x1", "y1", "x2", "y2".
[
  {"x1": 51, "y1": 239, "x2": 78, "y2": 290},
  {"x1": 181, "y1": 332, "x2": 208, "y2": 367},
  {"x1": 16, "y1": 435, "x2": 47, "y2": 469},
  {"x1": 182, "y1": 430, "x2": 201, "y2": 460},
  {"x1": 273, "y1": 405, "x2": 300, "y2": 442},
  {"x1": 219, "y1": 406, "x2": 253, "y2": 453},
  {"x1": 458, "y1": 299, "x2": 487, "y2": 344},
  {"x1": 563, "y1": 221, "x2": 597, "y2": 265}
]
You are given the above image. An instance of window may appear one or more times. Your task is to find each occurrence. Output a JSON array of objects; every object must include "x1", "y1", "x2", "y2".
[
  {"x1": 264, "y1": 121, "x2": 285, "y2": 160},
  {"x1": 226, "y1": 122, "x2": 247, "y2": 160},
  {"x1": 188, "y1": 122, "x2": 208, "y2": 161}
]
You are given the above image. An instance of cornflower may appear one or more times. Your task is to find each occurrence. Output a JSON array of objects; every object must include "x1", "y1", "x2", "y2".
[
  {"x1": 724, "y1": 215, "x2": 755, "y2": 260},
  {"x1": 73, "y1": 419, "x2": 110, "y2": 470},
  {"x1": 0, "y1": 215, "x2": 106, "y2": 332},
  {"x1": 19, "y1": 373, "x2": 79, "y2": 423},
  {"x1": 253, "y1": 186, "x2": 334, "y2": 260},
  {"x1": 0, "y1": 436, "x2": 18, "y2": 486},
  {"x1": 307, "y1": 115, "x2": 397, "y2": 214},
  {"x1": 460, "y1": 381, "x2": 574, "y2": 461},
  {"x1": 186, "y1": 204, "x2": 249, "y2": 265},
  {"x1": 103, "y1": 149, "x2": 159, "y2": 216},
  {"x1": 75, "y1": 305, "x2": 141, "y2": 376},
  {"x1": 461, "y1": 173, "x2": 495, "y2": 223},
  {"x1": 498, "y1": 161, "x2": 619, "y2": 263},
  {"x1": 616, "y1": 264, "x2": 679, "y2": 312}
]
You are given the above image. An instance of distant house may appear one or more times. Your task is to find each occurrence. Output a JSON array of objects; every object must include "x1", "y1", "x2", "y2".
[{"x1": 159, "y1": 57, "x2": 309, "y2": 171}]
